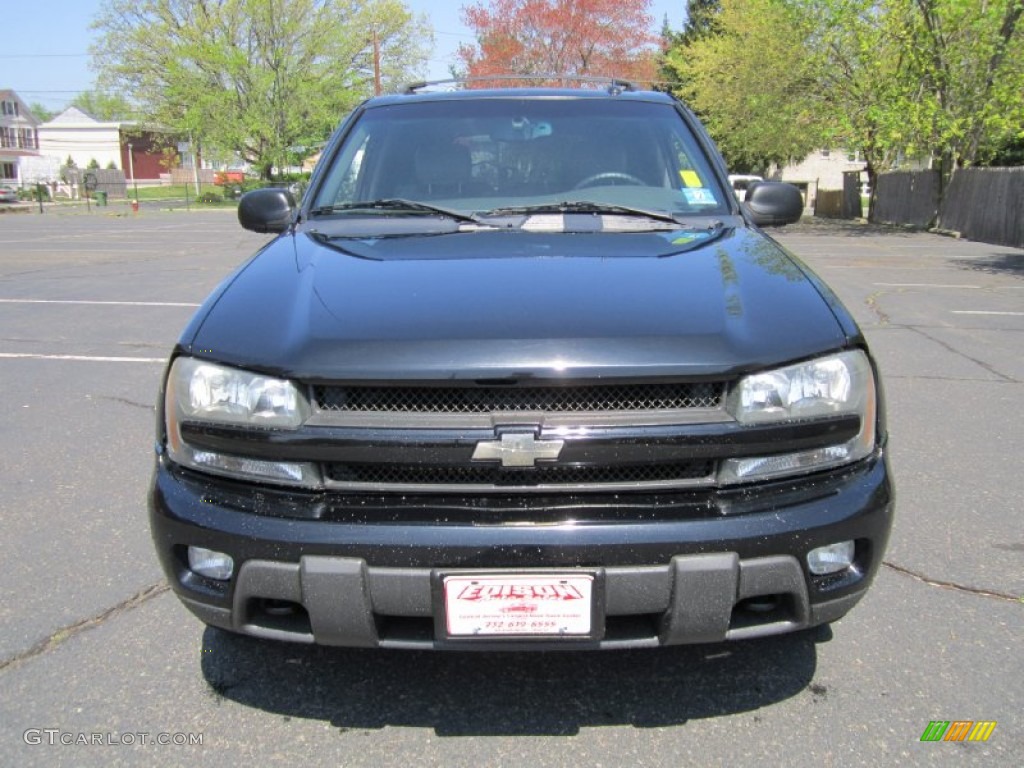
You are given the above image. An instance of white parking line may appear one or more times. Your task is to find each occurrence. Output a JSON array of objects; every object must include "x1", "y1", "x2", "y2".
[
  {"x1": 0, "y1": 299, "x2": 199, "y2": 307},
  {"x1": 0, "y1": 353, "x2": 165, "y2": 363},
  {"x1": 873, "y1": 283, "x2": 981, "y2": 289},
  {"x1": 951, "y1": 311, "x2": 1024, "y2": 316}
]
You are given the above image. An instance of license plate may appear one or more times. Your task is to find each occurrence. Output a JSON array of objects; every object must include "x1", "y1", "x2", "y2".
[{"x1": 442, "y1": 573, "x2": 595, "y2": 638}]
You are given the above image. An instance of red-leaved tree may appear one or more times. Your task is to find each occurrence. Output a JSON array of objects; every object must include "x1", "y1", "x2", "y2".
[{"x1": 457, "y1": 0, "x2": 658, "y2": 87}]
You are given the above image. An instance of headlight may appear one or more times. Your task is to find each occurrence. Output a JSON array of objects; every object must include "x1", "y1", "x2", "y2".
[
  {"x1": 720, "y1": 350, "x2": 877, "y2": 484},
  {"x1": 164, "y1": 357, "x2": 319, "y2": 487}
]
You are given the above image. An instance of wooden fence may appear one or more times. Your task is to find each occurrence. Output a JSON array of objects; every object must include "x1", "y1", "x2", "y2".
[
  {"x1": 938, "y1": 167, "x2": 1024, "y2": 249},
  {"x1": 873, "y1": 171, "x2": 940, "y2": 229},
  {"x1": 871, "y1": 167, "x2": 1023, "y2": 248}
]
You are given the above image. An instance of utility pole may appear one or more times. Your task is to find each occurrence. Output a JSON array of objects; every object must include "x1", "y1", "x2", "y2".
[
  {"x1": 127, "y1": 142, "x2": 138, "y2": 202},
  {"x1": 373, "y1": 30, "x2": 382, "y2": 96}
]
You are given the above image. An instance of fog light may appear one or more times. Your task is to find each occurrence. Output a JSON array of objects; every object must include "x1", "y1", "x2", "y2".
[
  {"x1": 188, "y1": 546, "x2": 234, "y2": 580},
  {"x1": 807, "y1": 541, "x2": 855, "y2": 575}
]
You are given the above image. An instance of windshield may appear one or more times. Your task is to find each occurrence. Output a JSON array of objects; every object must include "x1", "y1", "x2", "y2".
[{"x1": 311, "y1": 98, "x2": 730, "y2": 221}]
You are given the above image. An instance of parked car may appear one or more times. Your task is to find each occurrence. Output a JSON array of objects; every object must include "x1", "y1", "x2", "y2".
[
  {"x1": 150, "y1": 82, "x2": 892, "y2": 650},
  {"x1": 0, "y1": 185, "x2": 19, "y2": 203},
  {"x1": 727, "y1": 174, "x2": 764, "y2": 201}
]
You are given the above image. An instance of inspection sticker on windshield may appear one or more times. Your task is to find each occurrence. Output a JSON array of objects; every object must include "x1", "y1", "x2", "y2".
[
  {"x1": 443, "y1": 574, "x2": 594, "y2": 637},
  {"x1": 682, "y1": 188, "x2": 717, "y2": 206},
  {"x1": 680, "y1": 170, "x2": 703, "y2": 188}
]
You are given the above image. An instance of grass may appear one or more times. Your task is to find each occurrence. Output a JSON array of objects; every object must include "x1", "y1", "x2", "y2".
[
  {"x1": 127, "y1": 184, "x2": 240, "y2": 207},
  {"x1": 132, "y1": 184, "x2": 200, "y2": 201}
]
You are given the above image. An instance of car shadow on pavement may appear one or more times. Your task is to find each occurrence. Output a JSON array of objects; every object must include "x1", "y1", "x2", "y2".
[{"x1": 199, "y1": 625, "x2": 826, "y2": 735}]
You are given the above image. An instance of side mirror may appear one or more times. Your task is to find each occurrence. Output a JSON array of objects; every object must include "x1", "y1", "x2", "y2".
[
  {"x1": 238, "y1": 188, "x2": 296, "y2": 233},
  {"x1": 742, "y1": 182, "x2": 804, "y2": 226}
]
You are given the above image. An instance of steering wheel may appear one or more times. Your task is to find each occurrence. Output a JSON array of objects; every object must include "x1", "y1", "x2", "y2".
[{"x1": 572, "y1": 172, "x2": 646, "y2": 190}]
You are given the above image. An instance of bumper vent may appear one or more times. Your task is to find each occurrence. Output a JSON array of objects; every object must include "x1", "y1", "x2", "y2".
[{"x1": 325, "y1": 460, "x2": 716, "y2": 490}]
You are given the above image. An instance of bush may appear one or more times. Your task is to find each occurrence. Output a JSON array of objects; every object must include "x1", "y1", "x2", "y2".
[{"x1": 197, "y1": 191, "x2": 222, "y2": 204}]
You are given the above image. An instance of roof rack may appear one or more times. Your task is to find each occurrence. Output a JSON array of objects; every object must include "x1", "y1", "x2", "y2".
[{"x1": 400, "y1": 75, "x2": 638, "y2": 95}]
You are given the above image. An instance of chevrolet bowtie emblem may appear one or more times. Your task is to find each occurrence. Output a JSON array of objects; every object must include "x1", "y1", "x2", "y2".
[{"x1": 471, "y1": 432, "x2": 565, "y2": 468}]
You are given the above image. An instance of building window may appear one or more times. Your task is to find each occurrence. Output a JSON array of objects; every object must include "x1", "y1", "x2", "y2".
[
  {"x1": 1, "y1": 100, "x2": 19, "y2": 117},
  {"x1": 17, "y1": 128, "x2": 37, "y2": 149},
  {"x1": 1, "y1": 161, "x2": 16, "y2": 180}
]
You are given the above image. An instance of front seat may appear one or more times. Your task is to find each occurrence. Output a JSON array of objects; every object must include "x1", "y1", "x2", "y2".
[{"x1": 414, "y1": 141, "x2": 475, "y2": 198}]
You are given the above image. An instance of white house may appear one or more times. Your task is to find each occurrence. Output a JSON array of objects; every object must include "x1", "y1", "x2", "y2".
[
  {"x1": 38, "y1": 106, "x2": 125, "y2": 171},
  {"x1": 777, "y1": 149, "x2": 867, "y2": 191},
  {"x1": 37, "y1": 107, "x2": 174, "y2": 181},
  {"x1": 0, "y1": 89, "x2": 42, "y2": 185}
]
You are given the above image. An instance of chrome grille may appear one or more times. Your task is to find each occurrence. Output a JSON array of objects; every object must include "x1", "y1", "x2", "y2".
[{"x1": 313, "y1": 381, "x2": 724, "y2": 414}]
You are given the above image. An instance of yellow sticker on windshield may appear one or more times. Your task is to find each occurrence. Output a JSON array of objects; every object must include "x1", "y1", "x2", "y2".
[{"x1": 680, "y1": 170, "x2": 702, "y2": 188}]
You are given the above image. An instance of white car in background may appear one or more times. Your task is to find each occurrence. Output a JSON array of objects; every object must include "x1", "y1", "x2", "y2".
[{"x1": 727, "y1": 174, "x2": 763, "y2": 201}]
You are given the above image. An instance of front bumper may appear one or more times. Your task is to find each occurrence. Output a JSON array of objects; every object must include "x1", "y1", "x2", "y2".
[{"x1": 149, "y1": 454, "x2": 893, "y2": 650}]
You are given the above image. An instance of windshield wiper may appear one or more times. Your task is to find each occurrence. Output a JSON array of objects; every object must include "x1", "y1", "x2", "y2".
[
  {"x1": 310, "y1": 198, "x2": 483, "y2": 224},
  {"x1": 483, "y1": 201, "x2": 685, "y2": 225}
]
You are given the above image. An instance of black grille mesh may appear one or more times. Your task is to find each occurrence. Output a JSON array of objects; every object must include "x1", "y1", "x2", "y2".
[
  {"x1": 313, "y1": 382, "x2": 724, "y2": 414},
  {"x1": 325, "y1": 461, "x2": 715, "y2": 487}
]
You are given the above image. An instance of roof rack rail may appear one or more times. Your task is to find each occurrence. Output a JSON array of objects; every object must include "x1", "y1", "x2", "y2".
[{"x1": 400, "y1": 75, "x2": 638, "y2": 95}]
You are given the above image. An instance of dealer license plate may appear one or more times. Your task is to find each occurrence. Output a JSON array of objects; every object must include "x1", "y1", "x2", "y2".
[{"x1": 443, "y1": 573, "x2": 595, "y2": 638}]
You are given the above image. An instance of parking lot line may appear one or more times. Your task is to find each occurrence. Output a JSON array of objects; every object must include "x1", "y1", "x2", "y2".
[
  {"x1": 873, "y1": 283, "x2": 981, "y2": 289},
  {"x1": 0, "y1": 299, "x2": 199, "y2": 308},
  {"x1": 0, "y1": 353, "x2": 165, "y2": 363},
  {"x1": 951, "y1": 311, "x2": 1024, "y2": 316}
]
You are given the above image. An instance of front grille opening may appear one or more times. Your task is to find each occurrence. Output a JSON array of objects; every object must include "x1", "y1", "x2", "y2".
[
  {"x1": 325, "y1": 461, "x2": 715, "y2": 488},
  {"x1": 604, "y1": 613, "x2": 660, "y2": 643},
  {"x1": 375, "y1": 615, "x2": 662, "y2": 645},
  {"x1": 377, "y1": 616, "x2": 434, "y2": 644},
  {"x1": 245, "y1": 599, "x2": 312, "y2": 636},
  {"x1": 313, "y1": 381, "x2": 725, "y2": 414},
  {"x1": 728, "y1": 594, "x2": 797, "y2": 631}
]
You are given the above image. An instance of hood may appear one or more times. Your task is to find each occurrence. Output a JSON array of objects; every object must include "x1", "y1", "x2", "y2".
[{"x1": 187, "y1": 227, "x2": 849, "y2": 380}]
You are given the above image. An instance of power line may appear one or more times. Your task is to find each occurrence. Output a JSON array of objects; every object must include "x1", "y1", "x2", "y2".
[{"x1": 0, "y1": 53, "x2": 91, "y2": 59}]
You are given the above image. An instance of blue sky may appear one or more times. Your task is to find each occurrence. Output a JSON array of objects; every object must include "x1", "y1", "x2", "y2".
[{"x1": 4, "y1": 1, "x2": 685, "y2": 112}]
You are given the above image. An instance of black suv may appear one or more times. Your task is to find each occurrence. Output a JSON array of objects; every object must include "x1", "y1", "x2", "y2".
[{"x1": 149, "y1": 83, "x2": 892, "y2": 650}]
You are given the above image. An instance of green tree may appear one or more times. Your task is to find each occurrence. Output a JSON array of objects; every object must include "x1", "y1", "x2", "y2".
[
  {"x1": 900, "y1": 0, "x2": 1024, "y2": 170},
  {"x1": 678, "y1": 0, "x2": 722, "y2": 45},
  {"x1": 666, "y1": 0, "x2": 1024, "y2": 217},
  {"x1": 71, "y1": 90, "x2": 138, "y2": 121},
  {"x1": 667, "y1": 0, "x2": 827, "y2": 172},
  {"x1": 28, "y1": 103, "x2": 56, "y2": 122},
  {"x1": 91, "y1": 0, "x2": 431, "y2": 178}
]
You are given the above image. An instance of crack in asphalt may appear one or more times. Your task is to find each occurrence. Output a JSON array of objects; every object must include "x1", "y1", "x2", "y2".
[
  {"x1": 0, "y1": 582, "x2": 169, "y2": 675},
  {"x1": 863, "y1": 290, "x2": 892, "y2": 325},
  {"x1": 100, "y1": 395, "x2": 156, "y2": 411},
  {"x1": 883, "y1": 561, "x2": 1021, "y2": 603},
  {"x1": 908, "y1": 326, "x2": 1019, "y2": 383}
]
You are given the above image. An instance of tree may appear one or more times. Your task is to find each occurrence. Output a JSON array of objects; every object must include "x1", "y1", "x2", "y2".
[
  {"x1": 457, "y1": 0, "x2": 659, "y2": 86},
  {"x1": 899, "y1": 0, "x2": 1024, "y2": 170},
  {"x1": 71, "y1": 90, "x2": 138, "y2": 121},
  {"x1": 666, "y1": 0, "x2": 828, "y2": 172},
  {"x1": 665, "y1": 0, "x2": 1024, "y2": 218},
  {"x1": 678, "y1": 0, "x2": 721, "y2": 45},
  {"x1": 91, "y1": 0, "x2": 431, "y2": 178},
  {"x1": 28, "y1": 103, "x2": 56, "y2": 123}
]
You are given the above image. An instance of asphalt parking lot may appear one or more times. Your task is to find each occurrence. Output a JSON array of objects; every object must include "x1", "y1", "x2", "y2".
[{"x1": 0, "y1": 209, "x2": 1020, "y2": 766}]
